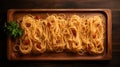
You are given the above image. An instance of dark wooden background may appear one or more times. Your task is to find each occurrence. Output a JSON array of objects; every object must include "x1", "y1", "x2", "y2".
[{"x1": 0, "y1": 0, "x2": 120, "y2": 67}]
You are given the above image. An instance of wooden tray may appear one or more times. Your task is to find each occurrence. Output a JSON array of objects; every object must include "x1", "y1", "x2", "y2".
[{"x1": 7, "y1": 9, "x2": 112, "y2": 61}]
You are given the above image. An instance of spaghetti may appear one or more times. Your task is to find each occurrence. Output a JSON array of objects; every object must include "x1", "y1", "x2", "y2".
[{"x1": 13, "y1": 14, "x2": 105, "y2": 55}]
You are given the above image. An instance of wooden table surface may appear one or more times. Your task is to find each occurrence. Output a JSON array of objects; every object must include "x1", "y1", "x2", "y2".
[{"x1": 0, "y1": 0, "x2": 120, "y2": 67}]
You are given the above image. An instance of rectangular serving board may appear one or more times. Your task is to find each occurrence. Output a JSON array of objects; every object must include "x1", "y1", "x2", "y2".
[{"x1": 7, "y1": 9, "x2": 112, "y2": 61}]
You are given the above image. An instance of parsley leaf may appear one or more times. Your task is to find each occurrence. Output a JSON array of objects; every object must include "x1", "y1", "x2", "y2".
[{"x1": 4, "y1": 21, "x2": 23, "y2": 38}]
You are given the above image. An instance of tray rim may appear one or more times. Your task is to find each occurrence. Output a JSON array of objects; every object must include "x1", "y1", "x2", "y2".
[{"x1": 7, "y1": 9, "x2": 112, "y2": 61}]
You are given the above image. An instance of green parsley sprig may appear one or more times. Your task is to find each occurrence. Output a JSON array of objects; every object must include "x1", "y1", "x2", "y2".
[{"x1": 4, "y1": 21, "x2": 23, "y2": 38}]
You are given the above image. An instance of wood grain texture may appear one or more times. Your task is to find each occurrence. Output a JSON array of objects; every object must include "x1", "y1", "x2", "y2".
[{"x1": 0, "y1": 0, "x2": 120, "y2": 67}]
